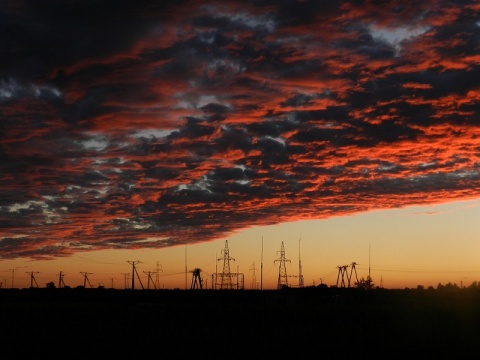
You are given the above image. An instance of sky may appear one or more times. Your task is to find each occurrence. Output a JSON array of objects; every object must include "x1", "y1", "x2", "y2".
[{"x1": 1, "y1": 0, "x2": 480, "y2": 290}]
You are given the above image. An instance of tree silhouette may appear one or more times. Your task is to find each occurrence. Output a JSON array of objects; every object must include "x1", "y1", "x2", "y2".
[{"x1": 355, "y1": 276, "x2": 375, "y2": 290}]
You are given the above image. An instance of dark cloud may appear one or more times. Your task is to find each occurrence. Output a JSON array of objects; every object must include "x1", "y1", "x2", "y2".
[{"x1": 1, "y1": 0, "x2": 480, "y2": 259}]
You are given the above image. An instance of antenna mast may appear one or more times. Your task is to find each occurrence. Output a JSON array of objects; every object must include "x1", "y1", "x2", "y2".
[
  {"x1": 369, "y1": 244, "x2": 371, "y2": 280},
  {"x1": 261, "y1": 236, "x2": 263, "y2": 290},
  {"x1": 185, "y1": 244, "x2": 187, "y2": 290},
  {"x1": 298, "y1": 237, "x2": 304, "y2": 288}
]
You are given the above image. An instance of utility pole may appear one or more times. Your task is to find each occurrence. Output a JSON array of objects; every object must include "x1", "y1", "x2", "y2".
[
  {"x1": 143, "y1": 270, "x2": 156, "y2": 289},
  {"x1": 127, "y1": 260, "x2": 143, "y2": 290}
]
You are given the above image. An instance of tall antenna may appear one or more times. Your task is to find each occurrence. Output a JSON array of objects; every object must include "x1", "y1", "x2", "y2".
[
  {"x1": 369, "y1": 244, "x2": 371, "y2": 280},
  {"x1": 214, "y1": 252, "x2": 217, "y2": 289},
  {"x1": 274, "y1": 241, "x2": 291, "y2": 289},
  {"x1": 260, "y1": 236, "x2": 263, "y2": 290},
  {"x1": 185, "y1": 244, "x2": 187, "y2": 290},
  {"x1": 9, "y1": 268, "x2": 16, "y2": 289},
  {"x1": 298, "y1": 237, "x2": 304, "y2": 288}
]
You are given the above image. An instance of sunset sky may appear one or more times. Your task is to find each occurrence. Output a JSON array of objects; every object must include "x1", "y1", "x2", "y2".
[{"x1": 1, "y1": 0, "x2": 480, "y2": 290}]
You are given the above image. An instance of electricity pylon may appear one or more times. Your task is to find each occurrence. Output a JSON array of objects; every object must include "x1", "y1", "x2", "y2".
[
  {"x1": 155, "y1": 261, "x2": 163, "y2": 289},
  {"x1": 58, "y1": 271, "x2": 66, "y2": 288},
  {"x1": 190, "y1": 268, "x2": 203, "y2": 289},
  {"x1": 275, "y1": 241, "x2": 291, "y2": 289},
  {"x1": 218, "y1": 240, "x2": 235, "y2": 289},
  {"x1": 336, "y1": 262, "x2": 359, "y2": 288},
  {"x1": 80, "y1": 272, "x2": 93, "y2": 288},
  {"x1": 26, "y1": 271, "x2": 39, "y2": 288}
]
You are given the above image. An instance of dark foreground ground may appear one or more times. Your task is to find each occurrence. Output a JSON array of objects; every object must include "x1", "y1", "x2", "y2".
[{"x1": 1, "y1": 286, "x2": 479, "y2": 359}]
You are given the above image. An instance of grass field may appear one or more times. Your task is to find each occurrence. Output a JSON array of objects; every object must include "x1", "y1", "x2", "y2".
[{"x1": 1, "y1": 286, "x2": 479, "y2": 359}]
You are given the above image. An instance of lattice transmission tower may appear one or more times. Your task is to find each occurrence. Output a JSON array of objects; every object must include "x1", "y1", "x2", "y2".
[
  {"x1": 218, "y1": 240, "x2": 235, "y2": 289},
  {"x1": 275, "y1": 241, "x2": 291, "y2": 289}
]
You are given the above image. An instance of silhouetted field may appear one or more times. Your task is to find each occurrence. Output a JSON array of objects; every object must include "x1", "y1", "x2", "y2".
[{"x1": 1, "y1": 287, "x2": 479, "y2": 359}]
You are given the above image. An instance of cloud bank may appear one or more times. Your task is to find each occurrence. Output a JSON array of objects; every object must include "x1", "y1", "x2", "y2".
[{"x1": 1, "y1": 0, "x2": 480, "y2": 259}]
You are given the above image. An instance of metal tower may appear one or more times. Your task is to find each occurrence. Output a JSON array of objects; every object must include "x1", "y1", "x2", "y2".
[
  {"x1": 80, "y1": 272, "x2": 93, "y2": 288},
  {"x1": 218, "y1": 240, "x2": 235, "y2": 289},
  {"x1": 190, "y1": 268, "x2": 203, "y2": 289},
  {"x1": 275, "y1": 241, "x2": 291, "y2": 289},
  {"x1": 336, "y1": 262, "x2": 359, "y2": 288},
  {"x1": 336, "y1": 265, "x2": 348, "y2": 288},
  {"x1": 26, "y1": 271, "x2": 39, "y2": 288},
  {"x1": 58, "y1": 271, "x2": 66, "y2": 288},
  {"x1": 155, "y1": 261, "x2": 163, "y2": 289},
  {"x1": 349, "y1": 262, "x2": 359, "y2": 287}
]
